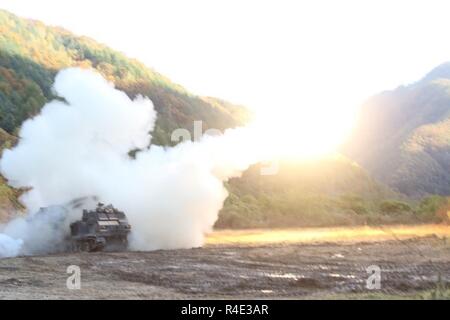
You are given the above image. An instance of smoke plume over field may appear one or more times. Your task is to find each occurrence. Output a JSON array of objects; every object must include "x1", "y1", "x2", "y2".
[{"x1": 0, "y1": 68, "x2": 268, "y2": 257}]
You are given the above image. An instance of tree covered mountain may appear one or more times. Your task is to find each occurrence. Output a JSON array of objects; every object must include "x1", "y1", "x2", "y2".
[
  {"x1": 344, "y1": 63, "x2": 450, "y2": 197},
  {"x1": 0, "y1": 9, "x2": 250, "y2": 145}
]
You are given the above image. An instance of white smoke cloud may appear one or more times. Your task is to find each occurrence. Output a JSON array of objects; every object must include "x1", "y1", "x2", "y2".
[
  {"x1": 0, "y1": 67, "x2": 265, "y2": 257},
  {"x1": 0, "y1": 234, "x2": 22, "y2": 258}
]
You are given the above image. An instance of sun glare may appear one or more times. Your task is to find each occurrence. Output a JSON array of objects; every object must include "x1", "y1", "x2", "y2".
[{"x1": 254, "y1": 93, "x2": 358, "y2": 160}]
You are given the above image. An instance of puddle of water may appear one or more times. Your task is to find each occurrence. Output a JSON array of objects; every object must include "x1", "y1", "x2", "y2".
[
  {"x1": 329, "y1": 273, "x2": 356, "y2": 279},
  {"x1": 261, "y1": 290, "x2": 273, "y2": 293},
  {"x1": 266, "y1": 273, "x2": 299, "y2": 280}
]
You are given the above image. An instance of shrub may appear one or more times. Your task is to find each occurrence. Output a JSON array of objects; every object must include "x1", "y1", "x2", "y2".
[
  {"x1": 417, "y1": 195, "x2": 448, "y2": 222},
  {"x1": 380, "y1": 200, "x2": 411, "y2": 214}
]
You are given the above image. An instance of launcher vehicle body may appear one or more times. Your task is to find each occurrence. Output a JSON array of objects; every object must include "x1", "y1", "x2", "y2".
[{"x1": 70, "y1": 203, "x2": 131, "y2": 252}]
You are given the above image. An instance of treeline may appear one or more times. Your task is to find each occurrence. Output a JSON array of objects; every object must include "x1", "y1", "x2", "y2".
[{"x1": 215, "y1": 158, "x2": 450, "y2": 228}]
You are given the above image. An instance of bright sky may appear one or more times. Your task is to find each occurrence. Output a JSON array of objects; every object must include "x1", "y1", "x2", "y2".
[{"x1": 2, "y1": 0, "x2": 450, "y2": 153}]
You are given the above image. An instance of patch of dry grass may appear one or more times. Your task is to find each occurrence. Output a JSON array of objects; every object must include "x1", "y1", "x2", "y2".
[{"x1": 207, "y1": 224, "x2": 450, "y2": 246}]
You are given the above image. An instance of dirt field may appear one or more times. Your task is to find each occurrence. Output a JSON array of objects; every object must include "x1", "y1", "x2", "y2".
[{"x1": 0, "y1": 225, "x2": 449, "y2": 299}]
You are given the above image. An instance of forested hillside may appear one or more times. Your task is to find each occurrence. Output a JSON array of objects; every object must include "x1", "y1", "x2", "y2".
[
  {"x1": 216, "y1": 156, "x2": 449, "y2": 228},
  {"x1": 344, "y1": 63, "x2": 450, "y2": 197},
  {"x1": 0, "y1": 9, "x2": 250, "y2": 145}
]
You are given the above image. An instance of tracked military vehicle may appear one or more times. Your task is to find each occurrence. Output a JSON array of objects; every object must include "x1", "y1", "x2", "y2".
[{"x1": 70, "y1": 203, "x2": 131, "y2": 252}]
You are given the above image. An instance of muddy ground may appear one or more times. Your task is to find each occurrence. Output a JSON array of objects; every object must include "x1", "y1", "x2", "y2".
[{"x1": 0, "y1": 233, "x2": 449, "y2": 299}]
